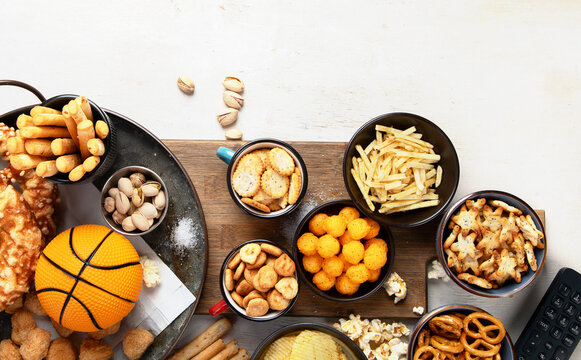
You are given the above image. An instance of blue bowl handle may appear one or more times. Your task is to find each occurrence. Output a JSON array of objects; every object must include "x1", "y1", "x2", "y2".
[{"x1": 217, "y1": 147, "x2": 235, "y2": 164}]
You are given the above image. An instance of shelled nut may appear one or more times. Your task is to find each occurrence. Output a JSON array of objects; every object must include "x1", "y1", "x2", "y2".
[
  {"x1": 217, "y1": 108, "x2": 239, "y2": 127},
  {"x1": 223, "y1": 91, "x2": 244, "y2": 109},
  {"x1": 225, "y1": 128, "x2": 243, "y2": 140},
  {"x1": 177, "y1": 76, "x2": 195, "y2": 94},
  {"x1": 222, "y1": 77, "x2": 244, "y2": 93}
]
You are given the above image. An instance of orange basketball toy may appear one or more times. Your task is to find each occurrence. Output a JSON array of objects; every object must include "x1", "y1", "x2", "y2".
[{"x1": 35, "y1": 224, "x2": 142, "y2": 332}]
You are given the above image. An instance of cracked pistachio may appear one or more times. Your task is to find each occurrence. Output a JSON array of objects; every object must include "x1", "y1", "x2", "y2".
[
  {"x1": 112, "y1": 210, "x2": 127, "y2": 225},
  {"x1": 141, "y1": 181, "x2": 161, "y2": 197},
  {"x1": 225, "y1": 128, "x2": 243, "y2": 140},
  {"x1": 130, "y1": 172, "x2": 146, "y2": 188},
  {"x1": 104, "y1": 197, "x2": 116, "y2": 213},
  {"x1": 122, "y1": 216, "x2": 136, "y2": 232},
  {"x1": 115, "y1": 192, "x2": 131, "y2": 215},
  {"x1": 223, "y1": 90, "x2": 244, "y2": 109},
  {"x1": 222, "y1": 77, "x2": 244, "y2": 92},
  {"x1": 131, "y1": 213, "x2": 150, "y2": 231},
  {"x1": 217, "y1": 108, "x2": 238, "y2": 127},
  {"x1": 132, "y1": 188, "x2": 145, "y2": 207},
  {"x1": 177, "y1": 76, "x2": 195, "y2": 94}
]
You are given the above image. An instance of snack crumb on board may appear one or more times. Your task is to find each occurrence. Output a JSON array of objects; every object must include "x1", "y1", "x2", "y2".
[
  {"x1": 412, "y1": 306, "x2": 425, "y2": 315},
  {"x1": 383, "y1": 272, "x2": 407, "y2": 304},
  {"x1": 140, "y1": 256, "x2": 161, "y2": 288},
  {"x1": 427, "y1": 259, "x2": 449, "y2": 281}
]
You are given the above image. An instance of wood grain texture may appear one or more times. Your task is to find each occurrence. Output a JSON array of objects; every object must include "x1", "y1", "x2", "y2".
[{"x1": 164, "y1": 140, "x2": 545, "y2": 319}]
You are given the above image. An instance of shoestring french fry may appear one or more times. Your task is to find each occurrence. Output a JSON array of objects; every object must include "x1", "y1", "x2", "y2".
[
  {"x1": 51, "y1": 138, "x2": 77, "y2": 155},
  {"x1": 351, "y1": 125, "x2": 443, "y2": 214},
  {"x1": 24, "y1": 139, "x2": 53, "y2": 157},
  {"x1": 36, "y1": 160, "x2": 59, "y2": 177}
]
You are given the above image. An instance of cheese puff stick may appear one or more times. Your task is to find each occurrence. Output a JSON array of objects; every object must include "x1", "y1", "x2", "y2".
[
  {"x1": 62, "y1": 105, "x2": 80, "y2": 148},
  {"x1": 77, "y1": 120, "x2": 95, "y2": 160},
  {"x1": 17, "y1": 114, "x2": 34, "y2": 128},
  {"x1": 30, "y1": 106, "x2": 61, "y2": 116},
  {"x1": 51, "y1": 138, "x2": 77, "y2": 156},
  {"x1": 20, "y1": 126, "x2": 70, "y2": 139},
  {"x1": 56, "y1": 154, "x2": 81, "y2": 173},
  {"x1": 75, "y1": 96, "x2": 93, "y2": 121},
  {"x1": 32, "y1": 114, "x2": 66, "y2": 127},
  {"x1": 87, "y1": 138, "x2": 105, "y2": 156},
  {"x1": 68, "y1": 165, "x2": 86, "y2": 182},
  {"x1": 68, "y1": 100, "x2": 88, "y2": 124},
  {"x1": 7, "y1": 136, "x2": 25, "y2": 155},
  {"x1": 95, "y1": 120, "x2": 109, "y2": 139},
  {"x1": 169, "y1": 318, "x2": 232, "y2": 360},
  {"x1": 36, "y1": 160, "x2": 58, "y2": 177},
  {"x1": 24, "y1": 139, "x2": 53, "y2": 157},
  {"x1": 83, "y1": 156, "x2": 100, "y2": 172},
  {"x1": 10, "y1": 154, "x2": 51, "y2": 170}
]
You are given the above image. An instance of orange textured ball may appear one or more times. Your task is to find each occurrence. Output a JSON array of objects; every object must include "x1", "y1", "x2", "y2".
[{"x1": 35, "y1": 225, "x2": 142, "y2": 332}]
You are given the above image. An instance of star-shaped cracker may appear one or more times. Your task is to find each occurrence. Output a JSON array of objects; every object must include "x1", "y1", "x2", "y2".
[
  {"x1": 489, "y1": 200, "x2": 523, "y2": 215},
  {"x1": 515, "y1": 215, "x2": 544, "y2": 248},
  {"x1": 524, "y1": 241, "x2": 538, "y2": 271},
  {"x1": 499, "y1": 212, "x2": 519, "y2": 244},
  {"x1": 476, "y1": 228, "x2": 501, "y2": 256},
  {"x1": 478, "y1": 257, "x2": 496, "y2": 277},
  {"x1": 443, "y1": 225, "x2": 460, "y2": 249},
  {"x1": 510, "y1": 233, "x2": 526, "y2": 267},
  {"x1": 480, "y1": 205, "x2": 503, "y2": 233},
  {"x1": 450, "y1": 232, "x2": 478, "y2": 261},
  {"x1": 488, "y1": 249, "x2": 519, "y2": 286},
  {"x1": 451, "y1": 205, "x2": 481, "y2": 235},
  {"x1": 458, "y1": 273, "x2": 493, "y2": 289},
  {"x1": 466, "y1": 198, "x2": 486, "y2": 210}
]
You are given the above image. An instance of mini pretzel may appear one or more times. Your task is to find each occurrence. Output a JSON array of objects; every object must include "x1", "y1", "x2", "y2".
[
  {"x1": 460, "y1": 333, "x2": 500, "y2": 358},
  {"x1": 417, "y1": 329, "x2": 431, "y2": 348},
  {"x1": 429, "y1": 315, "x2": 463, "y2": 339},
  {"x1": 463, "y1": 312, "x2": 505, "y2": 345},
  {"x1": 430, "y1": 336, "x2": 464, "y2": 354},
  {"x1": 413, "y1": 346, "x2": 441, "y2": 360},
  {"x1": 464, "y1": 351, "x2": 500, "y2": 360}
]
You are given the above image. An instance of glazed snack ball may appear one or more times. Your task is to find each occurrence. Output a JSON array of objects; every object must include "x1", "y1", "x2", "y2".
[
  {"x1": 367, "y1": 268, "x2": 381, "y2": 282},
  {"x1": 363, "y1": 218, "x2": 380, "y2": 240},
  {"x1": 323, "y1": 215, "x2": 347, "y2": 238},
  {"x1": 302, "y1": 254, "x2": 324, "y2": 273},
  {"x1": 308, "y1": 213, "x2": 328, "y2": 236},
  {"x1": 339, "y1": 206, "x2": 360, "y2": 223},
  {"x1": 342, "y1": 241, "x2": 364, "y2": 265},
  {"x1": 297, "y1": 232, "x2": 318, "y2": 256},
  {"x1": 322, "y1": 256, "x2": 344, "y2": 277},
  {"x1": 312, "y1": 270, "x2": 335, "y2": 291},
  {"x1": 364, "y1": 238, "x2": 388, "y2": 254},
  {"x1": 363, "y1": 243, "x2": 387, "y2": 270},
  {"x1": 338, "y1": 253, "x2": 355, "y2": 272},
  {"x1": 317, "y1": 234, "x2": 341, "y2": 258},
  {"x1": 346, "y1": 263, "x2": 370, "y2": 284},
  {"x1": 347, "y1": 218, "x2": 371, "y2": 240},
  {"x1": 335, "y1": 273, "x2": 360, "y2": 295},
  {"x1": 339, "y1": 231, "x2": 355, "y2": 246}
]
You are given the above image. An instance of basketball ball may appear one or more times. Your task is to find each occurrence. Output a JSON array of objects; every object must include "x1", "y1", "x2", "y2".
[{"x1": 35, "y1": 224, "x2": 142, "y2": 332}]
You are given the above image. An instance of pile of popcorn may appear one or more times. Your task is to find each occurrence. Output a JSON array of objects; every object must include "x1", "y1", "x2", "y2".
[{"x1": 334, "y1": 314, "x2": 410, "y2": 360}]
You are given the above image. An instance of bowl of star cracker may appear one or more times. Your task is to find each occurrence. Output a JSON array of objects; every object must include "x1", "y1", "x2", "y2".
[{"x1": 436, "y1": 190, "x2": 546, "y2": 297}]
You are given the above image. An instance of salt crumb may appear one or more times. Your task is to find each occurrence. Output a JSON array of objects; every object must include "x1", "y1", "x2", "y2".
[
  {"x1": 171, "y1": 217, "x2": 199, "y2": 254},
  {"x1": 427, "y1": 259, "x2": 449, "y2": 281}
]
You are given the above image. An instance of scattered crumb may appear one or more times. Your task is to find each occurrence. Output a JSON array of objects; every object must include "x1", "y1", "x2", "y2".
[
  {"x1": 412, "y1": 306, "x2": 425, "y2": 315},
  {"x1": 427, "y1": 259, "x2": 449, "y2": 281}
]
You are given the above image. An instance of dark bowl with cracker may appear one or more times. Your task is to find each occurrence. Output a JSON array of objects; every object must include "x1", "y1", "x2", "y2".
[
  {"x1": 292, "y1": 199, "x2": 395, "y2": 302},
  {"x1": 216, "y1": 138, "x2": 308, "y2": 219},
  {"x1": 212, "y1": 239, "x2": 300, "y2": 322},
  {"x1": 343, "y1": 112, "x2": 459, "y2": 228},
  {"x1": 407, "y1": 304, "x2": 515, "y2": 360},
  {"x1": 436, "y1": 190, "x2": 547, "y2": 298}
]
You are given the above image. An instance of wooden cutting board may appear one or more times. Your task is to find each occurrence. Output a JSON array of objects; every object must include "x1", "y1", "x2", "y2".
[{"x1": 164, "y1": 140, "x2": 545, "y2": 318}]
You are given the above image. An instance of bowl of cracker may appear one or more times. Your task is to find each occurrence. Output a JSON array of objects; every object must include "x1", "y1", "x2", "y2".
[
  {"x1": 407, "y1": 304, "x2": 515, "y2": 360},
  {"x1": 217, "y1": 138, "x2": 308, "y2": 218},
  {"x1": 436, "y1": 190, "x2": 546, "y2": 297},
  {"x1": 343, "y1": 112, "x2": 459, "y2": 227}
]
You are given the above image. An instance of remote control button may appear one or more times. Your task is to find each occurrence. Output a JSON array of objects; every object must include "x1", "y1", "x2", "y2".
[
  {"x1": 576, "y1": 312, "x2": 581, "y2": 323},
  {"x1": 545, "y1": 306, "x2": 558, "y2": 320},
  {"x1": 563, "y1": 335, "x2": 575, "y2": 347},
  {"x1": 572, "y1": 292, "x2": 581, "y2": 304},
  {"x1": 558, "y1": 315, "x2": 570, "y2": 328},
  {"x1": 544, "y1": 341, "x2": 553, "y2": 350},
  {"x1": 570, "y1": 323, "x2": 580, "y2": 336},
  {"x1": 551, "y1": 326, "x2": 563, "y2": 340},
  {"x1": 553, "y1": 295, "x2": 565, "y2": 308},
  {"x1": 518, "y1": 355, "x2": 526, "y2": 360},
  {"x1": 532, "y1": 330, "x2": 542, "y2": 340},
  {"x1": 565, "y1": 303, "x2": 576, "y2": 317},
  {"x1": 538, "y1": 319, "x2": 551, "y2": 332},
  {"x1": 538, "y1": 352, "x2": 547, "y2": 360},
  {"x1": 555, "y1": 346, "x2": 567, "y2": 357},
  {"x1": 559, "y1": 283, "x2": 571, "y2": 296},
  {"x1": 525, "y1": 345, "x2": 534, "y2": 354}
]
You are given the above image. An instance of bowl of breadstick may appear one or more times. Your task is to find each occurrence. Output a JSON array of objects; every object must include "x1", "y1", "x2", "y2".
[{"x1": 8, "y1": 94, "x2": 115, "y2": 184}]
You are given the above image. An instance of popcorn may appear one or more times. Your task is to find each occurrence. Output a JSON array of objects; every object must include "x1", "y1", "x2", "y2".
[
  {"x1": 413, "y1": 306, "x2": 425, "y2": 315},
  {"x1": 140, "y1": 256, "x2": 161, "y2": 288},
  {"x1": 383, "y1": 272, "x2": 407, "y2": 303},
  {"x1": 427, "y1": 259, "x2": 449, "y2": 281},
  {"x1": 334, "y1": 314, "x2": 409, "y2": 360}
]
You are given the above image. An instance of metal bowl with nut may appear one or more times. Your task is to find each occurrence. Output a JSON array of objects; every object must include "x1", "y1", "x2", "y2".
[{"x1": 100, "y1": 166, "x2": 168, "y2": 236}]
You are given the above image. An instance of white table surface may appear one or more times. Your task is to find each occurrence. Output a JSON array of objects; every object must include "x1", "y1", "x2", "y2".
[{"x1": 2, "y1": 0, "x2": 581, "y2": 357}]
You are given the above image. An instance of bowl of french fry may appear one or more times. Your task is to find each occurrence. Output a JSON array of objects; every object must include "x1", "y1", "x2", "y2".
[
  {"x1": 8, "y1": 94, "x2": 114, "y2": 183},
  {"x1": 343, "y1": 112, "x2": 460, "y2": 227}
]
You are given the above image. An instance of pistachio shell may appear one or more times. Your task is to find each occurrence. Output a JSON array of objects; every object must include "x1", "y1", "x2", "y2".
[
  {"x1": 177, "y1": 76, "x2": 195, "y2": 94},
  {"x1": 112, "y1": 210, "x2": 126, "y2": 225},
  {"x1": 131, "y1": 213, "x2": 151, "y2": 231},
  {"x1": 153, "y1": 191, "x2": 166, "y2": 210},
  {"x1": 141, "y1": 182, "x2": 161, "y2": 197},
  {"x1": 138, "y1": 202, "x2": 158, "y2": 219},
  {"x1": 122, "y1": 216, "x2": 136, "y2": 232},
  {"x1": 118, "y1": 177, "x2": 133, "y2": 197},
  {"x1": 222, "y1": 77, "x2": 244, "y2": 92},
  {"x1": 130, "y1": 172, "x2": 146, "y2": 188},
  {"x1": 223, "y1": 90, "x2": 244, "y2": 109},
  {"x1": 115, "y1": 192, "x2": 131, "y2": 215},
  {"x1": 108, "y1": 187, "x2": 120, "y2": 198},
  {"x1": 225, "y1": 128, "x2": 243, "y2": 140},
  {"x1": 217, "y1": 108, "x2": 238, "y2": 127},
  {"x1": 104, "y1": 197, "x2": 116, "y2": 213},
  {"x1": 132, "y1": 188, "x2": 145, "y2": 207}
]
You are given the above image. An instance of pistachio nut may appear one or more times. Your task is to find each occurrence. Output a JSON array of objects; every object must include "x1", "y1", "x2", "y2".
[
  {"x1": 222, "y1": 76, "x2": 244, "y2": 93},
  {"x1": 156, "y1": 209, "x2": 162, "y2": 219},
  {"x1": 138, "y1": 202, "x2": 158, "y2": 219},
  {"x1": 153, "y1": 190, "x2": 166, "y2": 210},
  {"x1": 225, "y1": 128, "x2": 243, "y2": 140},
  {"x1": 115, "y1": 192, "x2": 131, "y2": 215},
  {"x1": 132, "y1": 188, "x2": 145, "y2": 207},
  {"x1": 177, "y1": 76, "x2": 195, "y2": 94},
  {"x1": 223, "y1": 90, "x2": 244, "y2": 109},
  {"x1": 131, "y1": 213, "x2": 151, "y2": 231},
  {"x1": 104, "y1": 197, "x2": 116, "y2": 213},
  {"x1": 118, "y1": 177, "x2": 133, "y2": 197},
  {"x1": 141, "y1": 182, "x2": 161, "y2": 197},
  {"x1": 108, "y1": 187, "x2": 120, "y2": 198},
  {"x1": 122, "y1": 216, "x2": 137, "y2": 232},
  {"x1": 217, "y1": 108, "x2": 238, "y2": 127},
  {"x1": 112, "y1": 210, "x2": 127, "y2": 225},
  {"x1": 148, "y1": 218, "x2": 154, "y2": 227},
  {"x1": 129, "y1": 172, "x2": 146, "y2": 188}
]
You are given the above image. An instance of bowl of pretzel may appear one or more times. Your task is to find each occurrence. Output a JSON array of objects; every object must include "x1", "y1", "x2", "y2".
[
  {"x1": 407, "y1": 304, "x2": 515, "y2": 360},
  {"x1": 436, "y1": 190, "x2": 546, "y2": 297}
]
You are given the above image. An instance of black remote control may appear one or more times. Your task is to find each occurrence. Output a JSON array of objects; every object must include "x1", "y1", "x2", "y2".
[{"x1": 515, "y1": 267, "x2": 581, "y2": 360}]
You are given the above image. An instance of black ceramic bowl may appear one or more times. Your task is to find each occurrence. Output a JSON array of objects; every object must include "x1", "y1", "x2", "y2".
[
  {"x1": 218, "y1": 138, "x2": 308, "y2": 218},
  {"x1": 293, "y1": 199, "x2": 394, "y2": 302},
  {"x1": 251, "y1": 323, "x2": 367, "y2": 360},
  {"x1": 218, "y1": 239, "x2": 299, "y2": 321},
  {"x1": 41, "y1": 94, "x2": 115, "y2": 184},
  {"x1": 407, "y1": 305, "x2": 515, "y2": 360},
  {"x1": 343, "y1": 112, "x2": 459, "y2": 227},
  {"x1": 436, "y1": 190, "x2": 546, "y2": 297}
]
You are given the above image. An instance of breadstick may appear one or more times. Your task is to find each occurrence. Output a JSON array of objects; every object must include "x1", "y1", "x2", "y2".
[
  {"x1": 32, "y1": 114, "x2": 66, "y2": 127},
  {"x1": 68, "y1": 100, "x2": 88, "y2": 124},
  {"x1": 24, "y1": 139, "x2": 53, "y2": 157},
  {"x1": 209, "y1": 340, "x2": 238, "y2": 360},
  {"x1": 36, "y1": 160, "x2": 58, "y2": 177},
  {"x1": 75, "y1": 96, "x2": 93, "y2": 121},
  {"x1": 62, "y1": 105, "x2": 80, "y2": 148},
  {"x1": 83, "y1": 156, "x2": 100, "y2": 172},
  {"x1": 229, "y1": 349, "x2": 249, "y2": 360},
  {"x1": 20, "y1": 126, "x2": 70, "y2": 139},
  {"x1": 95, "y1": 120, "x2": 109, "y2": 139},
  {"x1": 87, "y1": 138, "x2": 105, "y2": 156},
  {"x1": 7, "y1": 136, "x2": 25, "y2": 154},
  {"x1": 68, "y1": 164, "x2": 86, "y2": 182},
  {"x1": 17, "y1": 114, "x2": 34, "y2": 128},
  {"x1": 191, "y1": 339, "x2": 226, "y2": 360},
  {"x1": 30, "y1": 106, "x2": 61, "y2": 116},
  {"x1": 51, "y1": 138, "x2": 77, "y2": 156},
  {"x1": 56, "y1": 154, "x2": 81, "y2": 173},
  {"x1": 77, "y1": 120, "x2": 95, "y2": 160},
  {"x1": 168, "y1": 318, "x2": 232, "y2": 360},
  {"x1": 10, "y1": 154, "x2": 51, "y2": 170}
]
